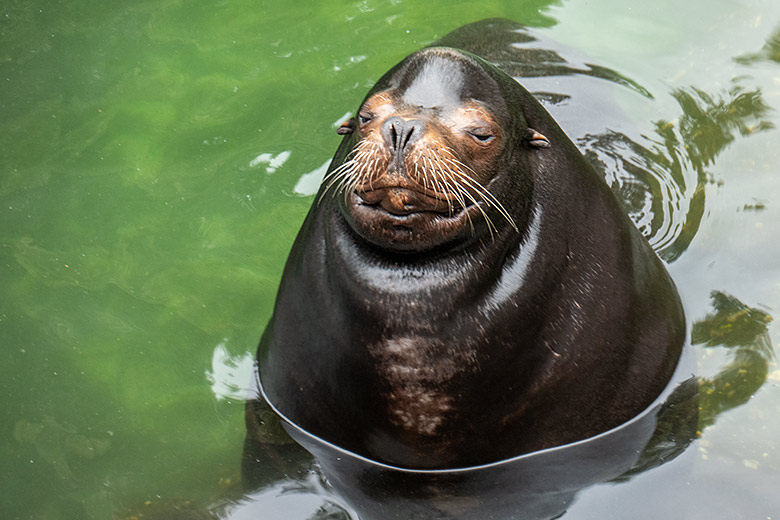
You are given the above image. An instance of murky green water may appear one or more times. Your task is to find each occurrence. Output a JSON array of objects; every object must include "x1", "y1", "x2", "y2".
[{"x1": 2, "y1": 0, "x2": 780, "y2": 519}]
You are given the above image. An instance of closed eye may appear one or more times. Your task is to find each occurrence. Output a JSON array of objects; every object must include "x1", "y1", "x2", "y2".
[
  {"x1": 469, "y1": 132, "x2": 494, "y2": 143},
  {"x1": 358, "y1": 112, "x2": 373, "y2": 125}
]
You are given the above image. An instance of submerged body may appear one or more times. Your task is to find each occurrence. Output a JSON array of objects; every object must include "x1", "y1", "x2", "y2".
[{"x1": 255, "y1": 40, "x2": 685, "y2": 470}]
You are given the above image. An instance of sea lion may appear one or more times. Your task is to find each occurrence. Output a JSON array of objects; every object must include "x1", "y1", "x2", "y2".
[{"x1": 254, "y1": 45, "x2": 685, "y2": 470}]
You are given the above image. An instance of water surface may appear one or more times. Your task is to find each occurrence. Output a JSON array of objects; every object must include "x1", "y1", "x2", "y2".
[{"x1": 2, "y1": 0, "x2": 780, "y2": 518}]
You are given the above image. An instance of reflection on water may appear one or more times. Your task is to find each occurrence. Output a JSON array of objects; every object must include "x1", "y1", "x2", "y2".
[
  {"x1": 435, "y1": 18, "x2": 654, "y2": 98},
  {"x1": 619, "y1": 293, "x2": 775, "y2": 483},
  {"x1": 250, "y1": 363, "x2": 693, "y2": 520},
  {"x1": 206, "y1": 341, "x2": 257, "y2": 402},
  {"x1": 221, "y1": 472, "x2": 355, "y2": 520},
  {"x1": 736, "y1": 23, "x2": 780, "y2": 65},
  {"x1": 582, "y1": 80, "x2": 774, "y2": 261},
  {"x1": 694, "y1": 291, "x2": 773, "y2": 433}
]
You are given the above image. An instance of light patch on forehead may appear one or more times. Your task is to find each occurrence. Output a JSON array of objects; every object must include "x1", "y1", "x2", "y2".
[{"x1": 402, "y1": 58, "x2": 464, "y2": 109}]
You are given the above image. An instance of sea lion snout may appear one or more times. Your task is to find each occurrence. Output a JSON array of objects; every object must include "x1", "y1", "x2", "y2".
[{"x1": 382, "y1": 116, "x2": 426, "y2": 162}]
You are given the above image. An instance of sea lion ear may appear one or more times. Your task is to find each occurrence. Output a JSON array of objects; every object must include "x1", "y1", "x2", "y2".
[
  {"x1": 337, "y1": 118, "x2": 356, "y2": 135},
  {"x1": 526, "y1": 128, "x2": 551, "y2": 149}
]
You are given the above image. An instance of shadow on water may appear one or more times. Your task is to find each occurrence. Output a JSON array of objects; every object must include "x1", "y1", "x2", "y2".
[
  {"x1": 618, "y1": 292, "x2": 773, "y2": 482},
  {"x1": 115, "y1": 18, "x2": 777, "y2": 520}
]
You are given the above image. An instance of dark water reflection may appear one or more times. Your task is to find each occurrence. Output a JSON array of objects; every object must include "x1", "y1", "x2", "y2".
[
  {"x1": 435, "y1": 18, "x2": 654, "y2": 99},
  {"x1": 694, "y1": 292, "x2": 773, "y2": 433},
  {"x1": 245, "y1": 366, "x2": 697, "y2": 520},
  {"x1": 443, "y1": 19, "x2": 774, "y2": 264},
  {"x1": 736, "y1": 23, "x2": 780, "y2": 65},
  {"x1": 581, "y1": 81, "x2": 774, "y2": 261}
]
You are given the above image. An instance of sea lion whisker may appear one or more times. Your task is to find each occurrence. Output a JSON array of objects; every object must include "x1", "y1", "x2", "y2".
[
  {"x1": 412, "y1": 150, "x2": 427, "y2": 191},
  {"x1": 323, "y1": 140, "x2": 376, "y2": 184},
  {"x1": 343, "y1": 171, "x2": 363, "y2": 208},
  {"x1": 335, "y1": 170, "x2": 354, "y2": 207},
  {"x1": 422, "y1": 154, "x2": 451, "y2": 212},
  {"x1": 425, "y1": 145, "x2": 444, "y2": 189},
  {"x1": 368, "y1": 155, "x2": 382, "y2": 191},
  {"x1": 428, "y1": 153, "x2": 453, "y2": 202},
  {"x1": 426, "y1": 148, "x2": 460, "y2": 217},
  {"x1": 420, "y1": 152, "x2": 441, "y2": 190},
  {"x1": 442, "y1": 158, "x2": 517, "y2": 231},
  {"x1": 442, "y1": 168, "x2": 496, "y2": 237},
  {"x1": 434, "y1": 166, "x2": 456, "y2": 217},
  {"x1": 420, "y1": 150, "x2": 433, "y2": 193},
  {"x1": 433, "y1": 158, "x2": 499, "y2": 236},
  {"x1": 423, "y1": 154, "x2": 438, "y2": 195},
  {"x1": 318, "y1": 160, "x2": 357, "y2": 205},
  {"x1": 433, "y1": 163, "x2": 472, "y2": 218},
  {"x1": 439, "y1": 170, "x2": 475, "y2": 231},
  {"x1": 333, "y1": 147, "x2": 376, "y2": 204},
  {"x1": 360, "y1": 149, "x2": 375, "y2": 190},
  {"x1": 320, "y1": 158, "x2": 354, "y2": 186},
  {"x1": 451, "y1": 175, "x2": 502, "y2": 236},
  {"x1": 351, "y1": 155, "x2": 372, "y2": 201}
]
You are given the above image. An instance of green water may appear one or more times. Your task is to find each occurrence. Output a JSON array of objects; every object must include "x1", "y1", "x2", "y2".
[{"x1": 2, "y1": 0, "x2": 780, "y2": 518}]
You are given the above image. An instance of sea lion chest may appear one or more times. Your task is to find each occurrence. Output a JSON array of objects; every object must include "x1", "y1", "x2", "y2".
[{"x1": 367, "y1": 335, "x2": 476, "y2": 436}]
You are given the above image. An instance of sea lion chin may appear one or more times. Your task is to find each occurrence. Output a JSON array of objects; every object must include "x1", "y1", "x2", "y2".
[{"x1": 253, "y1": 44, "x2": 685, "y2": 470}]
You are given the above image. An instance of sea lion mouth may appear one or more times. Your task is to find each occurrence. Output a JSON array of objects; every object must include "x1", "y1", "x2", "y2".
[
  {"x1": 346, "y1": 187, "x2": 481, "y2": 252},
  {"x1": 340, "y1": 168, "x2": 516, "y2": 251},
  {"x1": 356, "y1": 186, "x2": 462, "y2": 217}
]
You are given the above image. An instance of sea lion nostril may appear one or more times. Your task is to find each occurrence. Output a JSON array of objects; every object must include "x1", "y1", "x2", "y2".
[
  {"x1": 402, "y1": 122, "x2": 420, "y2": 149},
  {"x1": 382, "y1": 117, "x2": 425, "y2": 156}
]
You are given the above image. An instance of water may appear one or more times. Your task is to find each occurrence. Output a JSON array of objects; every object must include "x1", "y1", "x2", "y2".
[{"x1": 1, "y1": 0, "x2": 779, "y2": 518}]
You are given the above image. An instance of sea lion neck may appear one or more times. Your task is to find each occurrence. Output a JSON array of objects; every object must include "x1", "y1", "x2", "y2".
[{"x1": 323, "y1": 200, "x2": 534, "y2": 309}]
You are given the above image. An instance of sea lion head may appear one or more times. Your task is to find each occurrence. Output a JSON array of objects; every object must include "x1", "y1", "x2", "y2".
[{"x1": 320, "y1": 47, "x2": 549, "y2": 253}]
